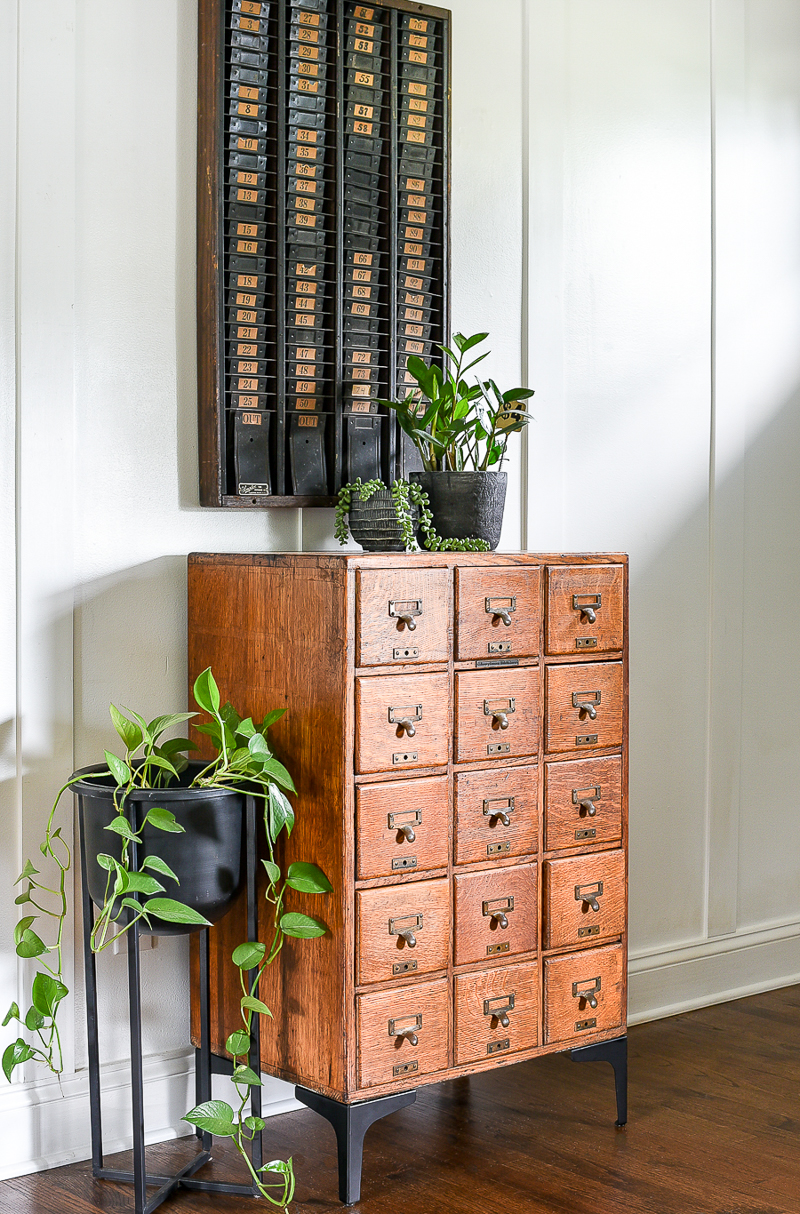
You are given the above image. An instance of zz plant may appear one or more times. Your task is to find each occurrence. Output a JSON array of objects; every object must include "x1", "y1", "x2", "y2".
[
  {"x1": 3, "y1": 668, "x2": 330, "y2": 1212},
  {"x1": 334, "y1": 477, "x2": 490, "y2": 552}
]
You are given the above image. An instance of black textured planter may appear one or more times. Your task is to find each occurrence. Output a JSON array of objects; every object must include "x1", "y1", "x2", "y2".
[
  {"x1": 411, "y1": 471, "x2": 507, "y2": 550},
  {"x1": 73, "y1": 760, "x2": 245, "y2": 935},
  {"x1": 347, "y1": 489, "x2": 418, "y2": 552}
]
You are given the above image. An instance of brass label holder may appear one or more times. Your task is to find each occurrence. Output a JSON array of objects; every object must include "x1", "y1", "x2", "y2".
[
  {"x1": 574, "y1": 881, "x2": 604, "y2": 912},
  {"x1": 572, "y1": 593, "x2": 601, "y2": 624},
  {"x1": 483, "y1": 992, "x2": 515, "y2": 1029},
  {"x1": 485, "y1": 596, "x2": 516, "y2": 627},
  {"x1": 483, "y1": 795, "x2": 515, "y2": 820},
  {"x1": 389, "y1": 913, "x2": 423, "y2": 947},
  {"x1": 389, "y1": 600, "x2": 423, "y2": 630},
  {"x1": 388, "y1": 1013, "x2": 422, "y2": 1038},
  {"x1": 572, "y1": 976, "x2": 601, "y2": 1010},
  {"x1": 388, "y1": 808, "x2": 422, "y2": 831}
]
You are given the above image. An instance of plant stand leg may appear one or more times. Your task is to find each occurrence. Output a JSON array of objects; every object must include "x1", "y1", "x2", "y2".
[
  {"x1": 79, "y1": 803, "x2": 103, "y2": 1175},
  {"x1": 127, "y1": 927, "x2": 147, "y2": 1213},
  {"x1": 196, "y1": 929, "x2": 212, "y2": 1152},
  {"x1": 295, "y1": 1086, "x2": 416, "y2": 1205},
  {"x1": 570, "y1": 1034, "x2": 627, "y2": 1127}
]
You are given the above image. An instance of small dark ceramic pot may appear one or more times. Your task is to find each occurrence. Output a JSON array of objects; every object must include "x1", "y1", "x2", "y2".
[
  {"x1": 347, "y1": 489, "x2": 419, "y2": 552},
  {"x1": 73, "y1": 761, "x2": 245, "y2": 935},
  {"x1": 410, "y1": 471, "x2": 508, "y2": 550}
]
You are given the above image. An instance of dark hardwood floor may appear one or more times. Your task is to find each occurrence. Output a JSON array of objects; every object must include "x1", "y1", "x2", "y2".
[{"x1": 3, "y1": 984, "x2": 799, "y2": 1213}]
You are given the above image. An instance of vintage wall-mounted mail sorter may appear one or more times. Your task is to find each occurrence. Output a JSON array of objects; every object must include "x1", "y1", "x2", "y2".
[
  {"x1": 197, "y1": 0, "x2": 451, "y2": 506},
  {"x1": 188, "y1": 552, "x2": 629, "y2": 1203}
]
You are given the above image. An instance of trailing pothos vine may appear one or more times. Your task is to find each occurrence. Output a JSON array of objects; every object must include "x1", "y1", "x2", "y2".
[
  {"x1": 3, "y1": 668, "x2": 331, "y2": 1212},
  {"x1": 334, "y1": 478, "x2": 490, "y2": 552}
]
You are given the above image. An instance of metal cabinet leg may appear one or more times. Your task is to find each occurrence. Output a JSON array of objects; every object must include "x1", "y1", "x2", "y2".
[
  {"x1": 295, "y1": 1086, "x2": 417, "y2": 1205},
  {"x1": 570, "y1": 1033, "x2": 627, "y2": 1127}
]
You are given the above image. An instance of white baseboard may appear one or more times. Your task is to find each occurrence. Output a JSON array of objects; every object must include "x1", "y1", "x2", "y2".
[
  {"x1": 628, "y1": 916, "x2": 800, "y2": 1023},
  {"x1": 0, "y1": 1049, "x2": 301, "y2": 1182}
]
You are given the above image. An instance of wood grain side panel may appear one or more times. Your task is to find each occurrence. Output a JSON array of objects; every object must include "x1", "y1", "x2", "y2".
[
  {"x1": 542, "y1": 849, "x2": 626, "y2": 951},
  {"x1": 356, "y1": 877, "x2": 449, "y2": 984},
  {"x1": 543, "y1": 942, "x2": 624, "y2": 1045},
  {"x1": 455, "y1": 566, "x2": 542, "y2": 660},
  {"x1": 543, "y1": 755, "x2": 622, "y2": 851},
  {"x1": 544, "y1": 662, "x2": 623, "y2": 754},
  {"x1": 357, "y1": 977, "x2": 449, "y2": 1089},
  {"x1": 187, "y1": 558, "x2": 349, "y2": 1096},
  {"x1": 454, "y1": 960, "x2": 538, "y2": 1065},
  {"x1": 545, "y1": 564, "x2": 624, "y2": 655},
  {"x1": 453, "y1": 863, "x2": 538, "y2": 966},
  {"x1": 355, "y1": 672, "x2": 450, "y2": 773},
  {"x1": 455, "y1": 667, "x2": 539, "y2": 764},
  {"x1": 357, "y1": 567, "x2": 451, "y2": 666},
  {"x1": 454, "y1": 765, "x2": 538, "y2": 865},
  {"x1": 356, "y1": 776, "x2": 449, "y2": 880}
]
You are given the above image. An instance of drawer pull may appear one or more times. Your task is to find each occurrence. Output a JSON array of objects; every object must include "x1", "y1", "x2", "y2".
[
  {"x1": 572, "y1": 976, "x2": 601, "y2": 1010},
  {"x1": 485, "y1": 595, "x2": 516, "y2": 626},
  {"x1": 389, "y1": 599, "x2": 422, "y2": 630},
  {"x1": 573, "y1": 593, "x2": 601, "y2": 624},
  {"x1": 572, "y1": 690, "x2": 601, "y2": 721},
  {"x1": 483, "y1": 992, "x2": 515, "y2": 1029},
  {"x1": 483, "y1": 896, "x2": 514, "y2": 929},
  {"x1": 388, "y1": 1013, "x2": 422, "y2": 1047},
  {"x1": 572, "y1": 785, "x2": 601, "y2": 817},
  {"x1": 484, "y1": 696, "x2": 516, "y2": 730},
  {"x1": 389, "y1": 703, "x2": 422, "y2": 738},
  {"x1": 388, "y1": 808, "x2": 421, "y2": 843},
  {"x1": 389, "y1": 913, "x2": 423, "y2": 947},
  {"x1": 574, "y1": 881, "x2": 604, "y2": 913},
  {"x1": 483, "y1": 796, "x2": 515, "y2": 826}
]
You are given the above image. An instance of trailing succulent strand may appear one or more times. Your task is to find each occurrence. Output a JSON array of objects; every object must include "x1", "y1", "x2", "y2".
[
  {"x1": 3, "y1": 668, "x2": 330, "y2": 1212},
  {"x1": 335, "y1": 478, "x2": 490, "y2": 552}
]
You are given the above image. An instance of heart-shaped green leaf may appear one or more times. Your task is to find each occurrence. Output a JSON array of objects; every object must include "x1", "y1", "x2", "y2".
[
  {"x1": 244, "y1": 1115, "x2": 266, "y2": 1133},
  {"x1": 262, "y1": 758, "x2": 296, "y2": 794},
  {"x1": 193, "y1": 668, "x2": 221, "y2": 716},
  {"x1": 13, "y1": 917, "x2": 35, "y2": 946},
  {"x1": 110, "y1": 705, "x2": 143, "y2": 753},
  {"x1": 31, "y1": 972, "x2": 68, "y2": 1017},
  {"x1": 16, "y1": 929, "x2": 48, "y2": 959},
  {"x1": 15, "y1": 860, "x2": 39, "y2": 885},
  {"x1": 241, "y1": 995, "x2": 272, "y2": 1018},
  {"x1": 280, "y1": 912, "x2": 327, "y2": 939},
  {"x1": 141, "y1": 855, "x2": 179, "y2": 884},
  {"x1": 123, "y1": 873, "x2": 165, "y2": 896},
  {"x1": 286, "y1": 862, "x2": 332, "y2": 895},
  {"x1": 268, "y1": 786, "x2": 295, "y2": 841},
  {"x1": 226, "y1": 1029, "x2": 251, "y2": 1057},
  {"x1": 3, "y1": 1038, "x2": 33, "y2": 1082},
  {"x1": 260, "y1": 708, "x2": 286, "y2": 731},
  {"x1": 144, "y1": 807, "x2": 184, "y2": 833},
  {"x1": 261, "y1": 859, "x2": 281, "y2": 885},
  {"x1": 25, "y1": 1006, "x2": 45, "y2": 1032},
  {"x1": 104, "y1": 816, "x2": 141, "y2": 843},
  {"x1": 2, "y1": 1003, "x2": 20, "y2": 1027},
  {"x1": 232, "y1": 941, "x2": 266, "y2": 971},
  {"x1": 231, "y1": 1064, "x2": 262, "y2": 1088},
  {"x1": 183, "y1": 1100, "x2": 237, "y2": 1137},
  {"x1": 104, "y1": 751, "x2": 131, "y2": 788},
  {"x1": 144, "y1": 898, "x2": 210, "y2": 926}
]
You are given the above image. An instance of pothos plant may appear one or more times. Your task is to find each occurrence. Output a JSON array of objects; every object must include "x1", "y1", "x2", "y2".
[
  {"x1": 377, "y1": 331, "x2": 535, "y2": 472},
  {"x1": 2, "y1": 668, "x2": 330, "y2": 1212},
  {"x1": 334, "y1": 477, "x2": 490, "y2": 552}
]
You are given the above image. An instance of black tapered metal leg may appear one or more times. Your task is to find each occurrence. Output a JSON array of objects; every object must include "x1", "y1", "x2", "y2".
[
  {"x1": 196, "y1": 929, "x2": 212, "y2": 1152},
  {"x1": 570, "y1": 1034, "x2": 627, "y2": 1127},
  {"x1": 127, "y1": 926, "x2": 148, "y2": 1212},
  {"x1": 79, "y1": 802, "x2": 104, "y2": 1175},
  {"x1": 295, "y1": 1086, "x2": 416, "y2": 1205},
  {"x1": 245, "y1": 795, "x2": 263, "y2": 1183}
]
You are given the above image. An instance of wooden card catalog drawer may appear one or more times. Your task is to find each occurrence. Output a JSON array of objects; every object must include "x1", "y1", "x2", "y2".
[
  {"x1": 454, "y1": 960, "x2": 538, "y2": 1065},
  {"x1": 542, "y1": 849, "x2": 625, "y2": 950},
  {"x1": 543, "y1": 943, "x2": 624, "y2": 1045},
  {"x1": 357, "y1": 568, "x2": 451, "y2": 666},
  {"x1": 454, "y1": 667, "x2": 539, "y2": 764},
  {"x1": 544, "y1": 755, "x2": 622, "y2": 852},
  {"x1": 455, "y1": 566, "x2": 542, "y2": 660},
  {"x1": 357, "y1": 977, "x2": 449, "y2": 1088},
  {"x1": 453, "y1": 863, "x2": 538, "y2": 966},
  {"x1": 356, "y1": 876, "x2": 449, "y2": 984},
  {"x1": 356, "y1": 776, "x2": 449, "y2": 880},
  {"x1": 356, "y1": 672, "x2": 449, "y2": 773},
  {"x1": 544, "y1": 662, "x2": 623, "y2": 754},
  {"x1": 545, "y1": 565, "x2": 624, "y2": 655},
  {"x1": 454, "y1": 765, "x2": 538, "y2": 866}
]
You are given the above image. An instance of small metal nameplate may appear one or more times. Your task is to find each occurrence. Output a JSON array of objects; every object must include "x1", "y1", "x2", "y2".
[
  {"x1": 476, "y1": 657, "x2": 519, "y2": 668},
  {"x1": 487, "y1": 1039, "x2": 510, "y2": 1055},
  {"x1": 393, "y1": 646, "x2": 419, "y2": 660},
  {"x1": 487, "y1": 942, "x2": 510, "y2": 956},
  {"x1": 575, "y1": 1018, "x2": 597, "y2": 1032},
  {"x1": 576, "y1": 734, "x2": 598, "y2": 746},
  {"x1": 393, "y1": 1060, "x2": 418, "y2": 1076},
  {"x1": 578, "y1": 925, "x2": 600, "y2": 938},
  {"x1": 393, "y1": 751, "x2": 418, "y2": 764},
  {"x1": 575, "y1": 828, "x2": 597, "y2": 841},
  {"x1": 488, "y1": 642, "x2": 512, "y2": 655},
  {"x1": 487, "y1": 841, "x2": 511, "y2": 857},
  {"x1": 575, "y1": 637, "x2": 597, "y2": 649},
  {"x1": 392, "y1": 856, "x2": 417, "y2": 871},
  {"x1": 487, "y1": 743, "x2": 510, "y2": 755},
  {"x1": 238, "y1": 482, "x2": 270, "y2": 494},
  {"x1": 393, "y1": 959, "x2": 417, "y2": 976}
]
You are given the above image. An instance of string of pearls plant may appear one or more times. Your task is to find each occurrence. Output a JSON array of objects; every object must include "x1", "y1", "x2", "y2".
[{"x1": 334, "y1": 479, "x2": 490, "y2": 552}]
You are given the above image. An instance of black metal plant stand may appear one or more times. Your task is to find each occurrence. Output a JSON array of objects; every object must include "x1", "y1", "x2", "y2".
[{"x1": 79, "y1": 794, "x2": 264, "y2": 1214}]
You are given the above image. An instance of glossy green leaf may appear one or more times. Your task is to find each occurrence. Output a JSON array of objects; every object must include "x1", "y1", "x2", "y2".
[
  {"x1": 13, "y1": 918, "x2": 36, "y2": 946},
  {"x1": 226, "y1": 1030, "x2": 251, "y2": 1057},
  {"x1": 104, "y1": 816, "x2": 141, "y2": 843},
  {"x1": 2, "y1": 1003, "x2": 20, "y2": 1027},
  {"x1": 259, "y1": 1159, "x2": 293, "y2": 1177},
  {"x1": 158, "y1": 736, "x2": 198, "y2": 757},
  {"x1": 247, "y1": 732, "x2": 269, "y2": 757},
  {"x1": 146, "y1": 713, "x2": 196, "y2": 742},
  {"x1": 104, "y1": 751, "x2": 131, "y2": 788},
  {"x1": 3, "y1": 1039, "x2": 33, "y2": 1082},
  {"x1": 261, "y1": 859, "x2": 281, "y2": 885},
  {"x1": 280, "y1": 912, "x2": 327, "y2": 939},
  {"x1": 144, "y1": 754, "x2": 179, "y2": 779},
  {"x1": 141, "y1": 855, "x2": 179, "y2": 884},
  {"x1": 144, "y1": 898, "x2": 210, "y2": 926},
  {"x1": 268, "y1": 785, "x2": 295, "y2": 841},
  {"x1": 234, "y1": 716, "x2": 256, "y2": 739},
  {"x1": 31, "y1": 972, "x2": 68, "y2": 1017},
  {"x1": 193, "y1": 667, "x2": 221, "y2": 716},
  {"x1": 241, "y1": 995, "x2": 272, "y2": 1017},
  {"x1": 183, "y1": 1100, "x2": 237, "y2": 1137},
  {"x1": 14, "y1": 889, "x2": 31, "y2": 905},
  {"x1": 123, "y1": 873, "x2": 165, "y2": 896},
  {"x1": 231, "y1": 1064, "x2": 262, "y2": 1088},
  {"x1": 260, "y1": 708, "x2": 286, "y2": 731},
  {"x1": 262, "y1": 758, "x2": 296, "y2": 793},
  {"x1": 25, "y1": 1006, "x2": 45, "y2": 1032},
  {"x1": 15, "y1": 860, "x2": 39, "y2": 885},
  {"x1": 110, "y1": 705, "x2": 143, "y2": 753},
  {"x1": 144, "y1": 807, "x2": 184, "y2": 833},
  {"x1": 121, "y1": 898, "x2": 151, "y2": 926},
  {"x1": 231, "y1": 941, "x2": 266, "y2": 970},
  {"x1": 220, "y1": 702, "x2": 241, "y2": 731},
  {"x1": 95, "y1": 853, "x2": 116, "y2": 871},
  {"x1": 244, "y1": 1115, "x2": 266, "y2": 1133},
  {"x1": 286, "y1": 862, "x2": 332, "y2": 895},
  {"x1": 16, "y1": 929, "x2": 49, "y2": 959}
]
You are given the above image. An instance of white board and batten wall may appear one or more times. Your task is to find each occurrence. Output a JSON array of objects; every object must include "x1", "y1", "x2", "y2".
[{"x1": 2, "y1": 0, "x2": 800, "y2": 1180}]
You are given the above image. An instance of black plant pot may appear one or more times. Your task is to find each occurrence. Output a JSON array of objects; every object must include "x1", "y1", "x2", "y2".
[
  {"x1": 411, "y1": 471, "x2": 508, "y2": 550},
  {"x1": 348, "y1": 488, "x2": 419, "y2": 552},
  {"x1": 73, "y1": 760, "x2": 245, "y2": 935}
]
